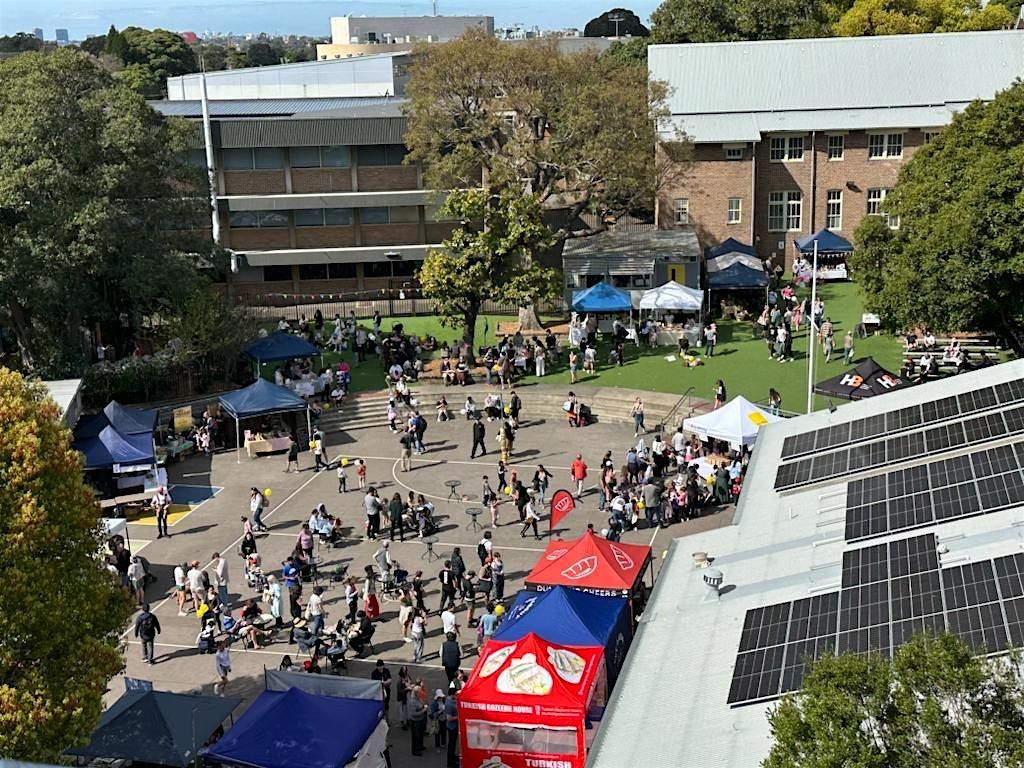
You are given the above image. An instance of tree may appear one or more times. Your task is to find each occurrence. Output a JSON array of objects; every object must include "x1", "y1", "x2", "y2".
[
  {"x1": 405, "y1": 29, "x2": 668, "y2": 330},
  {"x1": 602, "y1": 36, "x2": 651, "y2": 64},
  {"x1": 418, "y1": 189, "x2": 559, "y2": 348},
  {"x1": 104, "y1": 24, "x2": 128, "y2": 60},
  {"x1": 0, "y1": 33, "x2": 43, "y2": 53},
  {"x1": 117, "y1": 27, "x2": 197, "y2": 97},
  {"x1": 584, "y1": 8, "x2": 650, "y2": 37},
  {"x1": 79, "y1": 35, "x2": 107, "y2": 57},
  {"x1": 245, "y1": 41, "x2": 280, "y2": 67},
  {"x1": 0, "y1": 369, "x2": 135, "y2": 761},
  {"x1": 649, "y1": 0, "x2": 742, "y2": 42},
  {"x1": 835, "y1": 0, "x2": 1014, "y2": 35},
  {"x1": 0, "y1": 48, "x2": 212, "y2": 375},
  {"x1": 849, "y1": 81, "x2": 1024, "y2": 345},
  {"x1": 650, "y1": 0, "x2": 841, "y2": 42},
  {"x1": 765, "y1": 633, "x2": 1024, "y2": 767}
]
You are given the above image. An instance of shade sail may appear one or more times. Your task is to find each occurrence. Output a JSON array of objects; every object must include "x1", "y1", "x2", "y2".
[
  {"x1": 638, "y1": 281, "x2": 703, "y2": 311},
  {"x1": 218, "y1": 378, "x2": 308, "y2": 419},
  {"x1": 795, "y1": 228, "x2": 854, "y2": 254},
  {"x1": 245, "y1": 331, "x2": 319, "y2": 363},
  {"x1": 495, "y1": 587, "x2": 632, "y2": 687},
  {"x1": 73, "y1": 425, "x2": 155, "y2": 469},
  {"x1": 525, "y1": 531, "x2": 652, "y2": 596},
  {"x1": 682, "y1": 395, "x2": 782, "y2": 448},
  {"x1": 571, "y1": 281, "x2": 632, "y2": 313},
  {"x1": 813, "y1": 357, "x2": 911, "y2": 400},
  {"x1": 203, "y1": 688, "x2": 383, "y2": 768},
  {"x1": 66, "y1": 690, "x2": 240, "y2": 768}
]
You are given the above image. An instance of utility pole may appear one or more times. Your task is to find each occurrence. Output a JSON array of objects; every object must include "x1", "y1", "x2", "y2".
[{"x1": 608, "y1": 13, "x2": 624, "y2": 38}]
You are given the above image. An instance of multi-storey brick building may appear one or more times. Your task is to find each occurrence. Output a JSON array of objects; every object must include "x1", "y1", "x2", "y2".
[{"x1": 650, "y1": 31, "x2": 1024, "y2": 268}]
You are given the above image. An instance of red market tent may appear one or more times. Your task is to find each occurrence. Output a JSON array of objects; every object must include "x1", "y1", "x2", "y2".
[
  {"x1": 460, "y1": 632, "x2": 606, "y2": 768},
  {"x1": 524, "y1": 531, "x2": 653, "y2": 598}
]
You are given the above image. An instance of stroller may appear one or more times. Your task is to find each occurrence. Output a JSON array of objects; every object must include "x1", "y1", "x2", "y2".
[{"x1": 244, "y1": 554, "x2": 267, "y2": 591}]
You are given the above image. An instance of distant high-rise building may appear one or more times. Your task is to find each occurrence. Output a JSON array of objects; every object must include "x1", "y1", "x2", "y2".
[
  {"x1": 55, "y1": 28, "x2": 69, "y2": 46},
  {"x1": 33, "y1": 28, "x2": 43, "y2": 41}
]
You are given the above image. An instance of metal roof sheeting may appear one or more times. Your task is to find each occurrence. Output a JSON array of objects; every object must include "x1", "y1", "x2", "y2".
[
  {"x1": 217, "y1": 116, "x2": 406, "y2": 148},
  {"x1": 150, "y1": 96, "x2": 400, "y2": 118},
  {"x1": 562, "y1": 229, "x2": 701, "y2": 259}
]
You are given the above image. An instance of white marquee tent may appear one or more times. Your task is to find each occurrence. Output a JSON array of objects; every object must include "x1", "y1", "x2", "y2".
[
  {"x1": 682, "y1": 396, "x2": 782, "y2": 448},
  {"x1": 638, "y1": 281, "x2": 704, "y2": 312}
]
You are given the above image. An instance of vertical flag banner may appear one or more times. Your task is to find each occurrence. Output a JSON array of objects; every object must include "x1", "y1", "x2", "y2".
[{"x1": 549, "y1": 489, "x2": 576, "y2": 532}]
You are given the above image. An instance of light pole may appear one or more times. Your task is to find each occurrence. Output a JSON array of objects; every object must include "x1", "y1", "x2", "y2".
[
  {"x1": 805, "y1": 239, "x2": 819, "y2": 415},
  {"x1": 608, "y1": 13, "x2": 624, "y2": 38}
]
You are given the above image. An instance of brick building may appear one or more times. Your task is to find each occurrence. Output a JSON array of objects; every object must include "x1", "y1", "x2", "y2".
[{"x1": 649, "y1": 31, "x2": 1024, "y2": 268}]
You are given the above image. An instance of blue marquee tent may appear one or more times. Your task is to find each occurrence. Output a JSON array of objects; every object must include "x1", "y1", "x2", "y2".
[
  {"x1": 795, "y1": 228, "x2": 854, "y2": 254},
  {"x1": 706, "y1": 238, "x2": 769, "y2": 291},
  {"x1": 245, "y1": 332, "x2": 319, "y2": 364},
  {"x1": 218, "y1": 378, "x2": 308, "y2": 420},
  {"x1": 571, "y1": 281, "x2": 632, "y2": 313},
  {"x1": 73, "y1": 425, "x2": 155, "y2": 470},
  {"x1": 708, "y1": 238, "x2": 759, "y2": 260},
  {"x1": 494, "y1": 586, "x2": 633, "y2": 688},
  {"x1": 75, "y1": 401, "x2": 158, "y2": 440},
  {"x1": 202, "y1": 688, "x2": 384, "y2": 768}
]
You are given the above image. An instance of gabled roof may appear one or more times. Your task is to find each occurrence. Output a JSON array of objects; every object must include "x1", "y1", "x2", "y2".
[
  {"x1": 525, "y1": 531, "x2": 652, "y2": 594},
  {"x1": 218, "y1": 379, "x2": 308, "y2": 419}
]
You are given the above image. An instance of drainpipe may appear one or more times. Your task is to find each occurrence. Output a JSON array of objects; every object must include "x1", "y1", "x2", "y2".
[{"x1": 199, "y1": 70, "x2": 221, "y2": 245}]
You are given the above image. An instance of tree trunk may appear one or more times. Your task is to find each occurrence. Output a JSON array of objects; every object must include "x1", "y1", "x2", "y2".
[
  {"x1": 518, "y1": 304, "x2": 545, "y2": 332},
  {"x1": 8, "y1": 301, "x2": 36, "y2": 373},
  {"x1": 463, "y1": 301, "x2": 481, "y2": 350}
]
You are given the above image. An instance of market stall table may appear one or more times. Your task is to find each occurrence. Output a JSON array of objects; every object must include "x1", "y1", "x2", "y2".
[{"x1": 244, "y1": 435, "x2": 292, "y2": 458}]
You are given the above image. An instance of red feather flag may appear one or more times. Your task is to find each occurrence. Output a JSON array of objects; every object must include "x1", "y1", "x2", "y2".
[{"x1": 549, "y1": 489, "x2": 576, "y2": 532}]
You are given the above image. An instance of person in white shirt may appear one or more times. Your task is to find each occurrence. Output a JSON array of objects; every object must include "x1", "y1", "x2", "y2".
[
  {"x1": 307, "y1": 585, "x2": 326, "y2": 636},
  {"x1": 174, "y1": 563, "x2": 188, "y2": 616},
  {"x1": 127, "y1": 556, "x2": 146, "y2": 606},
  {"x1": 152, "y1": 486, "x2": 172, "y2": 539},
  {"x1": 214, "y1": 643, "x2": 231, "y2": 695},
  {"x1": 671, "y1": 429, "x2": 687, "y2": 455},
  {"x1": 441, "y1": 607, "x2": 458, "y2": 638},
  {"x1": 186, "y1": 560, "x2": 205, "y2": 612},
  {"x1": 534, "y1": 346, "x2": 546, "y2": 377},
  {"x1": 520, "y1": 499, "x2": 541, "y2": 540},
  {"x1": 373, "y1": 542, "x2": 393, "y2": 581},
  {"x1": 211, "y1": 553, "x2": 229, "y2": 607}
]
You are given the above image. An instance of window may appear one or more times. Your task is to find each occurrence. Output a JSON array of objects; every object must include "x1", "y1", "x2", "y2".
[
  {"x1": 364, "y1": 261, "x2": 392, "y2": 277},
  {"x1": 324, "y1": 208, "x2": 353, "y2": 226},
  {"x1": 923, "y1": 131, "x2": 940, "y2": 143},
  {"x1": 827, "y1": 135, "x2": 844, "y2": 160},
  {"x1": 392, "y1": 260, "x2": 419, "y2": 277},
  {"x1": 222, "y1": 149, "x2": 253, "y2": 170},
  {"x1": 358, "y1": 144, "x2": 407, "y2": 166},
  {"x1": 289, "y1": 147, "x2": 321, "y2": 168},
  {"x1": 465, "y1": 720, "x2": 578, "y2": 756},
  {"x1": 186, "y1": 149, "x2": 207, "y2": 168},
  {"x1": 724, "y1": 146, "x2": 744, "y2": 161},
  {"x1": 262, "y1": 265, "x2": 292, "y2": 281},
  {"x1": 289, "y1": 146, "x2": 351, "y2": 168},
  {"x1": 826, "y1": 190, "x2": 842, "y2": 230},
  {"x1": 298, "y1": 264, "x2": 329, "y2": 280},
  {"x1": 867, "y1": 188, "x2": 899, "y2": 229},
  {"x1": 328, "y1": 263, "x2": 357, "y2": 279},
  {"x1": 360, "y1": 207, "x2": 390, "y2": 225},
  {"x1": 673, "y1": 198, "x2": 689, "y2": 226},
  {"x1": 228, "y1": 211, "x2": 258, "y2": 228},
  {"x1": 768, "y1": 191, "x2": 801, "y2": 232},
  {"x1": 253, "y1": 148, "x2": 285, "y2": 169},
  {"x1": 388, "y1": 206, "x2": 419, "y2": 223},
  {"x1": 868, "y1": 132, "x2": 903, "y2": 159},
  {"x1": 294, "y1": 208, "x2": 325, "y2": 227},
  {"x1": 727, "y1": 197, "x2": 742, "y2": 224},
  {"x1": 258, "y1": 211, "x2": 288, "y2": 227},
  {"x1": 769, "y1": 136, "x2": 804, "y2": 162}
]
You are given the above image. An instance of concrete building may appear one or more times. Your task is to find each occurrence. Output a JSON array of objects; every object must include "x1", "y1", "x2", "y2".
[
  {"x1": 32, "y1": 28, "x2": 43, "y2": 41},
  {"x1": 317, "y1": 14, "x2": 493, "y2": 59},
  {"x1": 649, "y1": 31, "x2": 1024, "y2": 268},
  {"x1": 591, "y1": 359, "x2": 1024, "y2": 767},
  {"x1": 55, "y1": 28, "x2": 69, "y2": 46},
  {"x1": 165, "y1": 52, "x2": 408, "y2": 101}
]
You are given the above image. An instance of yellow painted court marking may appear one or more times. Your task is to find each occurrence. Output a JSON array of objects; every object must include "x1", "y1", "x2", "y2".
[{"x1": 130, "y1": 504, "x2": 193, "y2": 527}]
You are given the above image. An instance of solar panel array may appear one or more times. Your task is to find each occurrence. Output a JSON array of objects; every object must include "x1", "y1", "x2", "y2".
[
  {"x1": 780, "y1": 379, "x2": 1024, "y2": 460},
  {"x1": 728, "y1": 535, "x2": 1024, "y2": 707},
  {"x1": 845, "y1": 442, "x2": 1024, "y2": 541}
]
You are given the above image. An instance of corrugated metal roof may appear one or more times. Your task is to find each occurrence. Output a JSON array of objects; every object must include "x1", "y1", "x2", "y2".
[
  {"x1": 563, "y1": 229, "x2": 700, "y2": 259},
  {"x1": 150, "y1": 97, "x2": 402, "y2": 118},
  {"x1": 650, "y1": 30, "x2": 1024, "y2": 116},
  {"x1": 660, "y1": 104, "x2": 968, "y2": 143},
  {"x1": 218, "y1": 116, "x2": 406, "y2": 148}
]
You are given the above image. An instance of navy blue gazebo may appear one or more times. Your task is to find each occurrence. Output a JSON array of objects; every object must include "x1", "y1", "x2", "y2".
[{"x1": 795, "y1": 229, "x2": 854, "y2": 255}]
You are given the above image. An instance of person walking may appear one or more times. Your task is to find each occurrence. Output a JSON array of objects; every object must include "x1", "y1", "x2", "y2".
[
  {"x1": 508, "y1": 390, "x2": 522, "y2": 428},
  {"x1": 570, "y1": 454, "x2": 588, "y2": 499},
  {"x1": 399, "y1": 429, "x2": 414, "y2": 472},
  {"x1": 213, "y1": 642, "x2": 231, "y2": 695},
  {"x1": 134, "y1": 603, "x2": 161, "y2": 664},
  {"x1": 630, "y1": 397, "x2": 645, "y2": 437},
  {"x1": 440, "y1": 632, "x2": 461, "y2": 684},
  {"x1": 704, "y1": 322, "x2": 717, "y2": 357},
  {"x1": 768, "y1": 388, "x2": 782, "y2": 416},
  {"x1": 445, "y1": 691, "x2": 459, "y2": 768},
  {"x1": 249, "y1": 488, "x2": 268, "y2": 532},
  {"x1": 152, "y1": 485, "x2": 172, "y2": 539},
  {"x1": 491, "y1": 552, "x2": 505, "y2": 601},
  {"x1": 211, "y1": 552, "x2": 229, "y2": 607},
  {"x1": 843, "y1": 329, "x2": 855, "y2": 364},
  {"x1": 430, "y1": 689, "x2": 448, "y2": 753},
  {"x1": 532, "y1": 465, "x2": 552, "y2": 507},
  {"x1": 568, "y1": 349, "x2": 579, "y2": 384},
  {"x1": 520, "y1": 498, "x2": 541, "y2": 540},
  {"x1": 410, "y1": 609, "x2": 427, "y2": 662},
  {"x1": 127, "y1": 556, "x2": 146, "y2": 606},
  {"x1": 470, "y1": 417, "x2": 486, "y2": 459},
  {"x1": 408, "y1": 683, "x2": 429, "y2": 755},
  {"x1": 388, "y1": 493, "x2": 406, "y2": 541},
  {"x1": 286, "y1": 435, "x2": 300, "y2": 472},
  {"x1": 174, "y1": 562, "x2": 188, "y2": 616},
  {"x1": 307, "y1": 585, "x2": 326, "y2": 637},
  {"x1": 438, "y1": 561, "x2": 457, "y2": 613},
  {"x1": 364, "y1": 487, "x2": 382, "y2": 539},
  {"x1": 337, "y1": 462, "x2": 347, "y2": 493},
  {"x1": 714, "y1": 379, "x2": 727, "y2": 409}
]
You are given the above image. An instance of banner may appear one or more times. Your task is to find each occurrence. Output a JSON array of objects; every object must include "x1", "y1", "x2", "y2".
[
  {"x1": 173, "y1": 405, "x2": 193, "y2": 433},
  {"x1": 549, "y1": 489, "x2": 576, "y2": 532}
]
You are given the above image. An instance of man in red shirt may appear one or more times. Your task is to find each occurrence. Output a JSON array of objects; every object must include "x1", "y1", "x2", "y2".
[{"x1": 570, "y1": 454, "x2": 588, "y2": 499}]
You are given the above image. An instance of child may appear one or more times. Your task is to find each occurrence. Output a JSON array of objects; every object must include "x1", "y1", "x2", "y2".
[
  {"x1": 489, "y1": 495, "x2": 501, "y2": 528},
  {"x1": 496, "y1": 460, "x2": 507, "y2": 493},
  {"x1": 436, "y1": 396, "x2": 450, "y2": 423},
  {"x1": 356, "y1": 459, "x2": 367, "y2": 490},
  {"x1": 337, "y1": 463, "x2": 347, "y2": 494},
  {"x1": 387, "y1": 400, "x2": 398, "y2": 433}
]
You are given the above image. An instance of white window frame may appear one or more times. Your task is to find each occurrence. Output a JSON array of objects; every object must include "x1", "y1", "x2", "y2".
[
  {"x1": 827, "y1": 134, "x2": 844, "y2": 161},
  {"x1": 727, "y1": 197, "x2": 742, "y2": 224},
  {"x1": 923, "y1": 129, "x2": 941, "y2": 143},
  {"x1": 868, "y1": 132, "x2": 903, "y2": 159},
  {"x1": 826, "y1": 190, "x2": 842, "y2": 231},
  {"x1": 674, "y1": 198, "x2": 689, "y2": 226},
  {"x1": 724, "y1": 146, "x2": 744, "y2": 161},
  {"x1": 867, "y1": 188, "x2": 900, "y2": 229},
  {"x1": 769, "y1": 191, "x2": 801, "y2": 232},
  {"x1": 769, "y1": 136, "x2": 804, "y2": 162}
]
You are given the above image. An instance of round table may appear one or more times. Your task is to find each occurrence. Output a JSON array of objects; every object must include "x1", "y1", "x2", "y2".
[
  {"x1": 445, "y1": 479, "x2": 462, "y2": 502},
  {"x1": 421, "y1": 535, "x2": 440, "y2": 561},
  {"x1": 465, "y1": 507, "x2": 484, "y2": 532}
]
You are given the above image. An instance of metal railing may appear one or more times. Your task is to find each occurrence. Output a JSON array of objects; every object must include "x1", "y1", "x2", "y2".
[{"x1": 658, "y1": 386, "x2": 697, "y2": 432}]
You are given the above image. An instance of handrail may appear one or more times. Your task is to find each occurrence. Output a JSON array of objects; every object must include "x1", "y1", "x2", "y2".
[{"x1": 659, "y1": 386, "x2": 696, "y2": 432}]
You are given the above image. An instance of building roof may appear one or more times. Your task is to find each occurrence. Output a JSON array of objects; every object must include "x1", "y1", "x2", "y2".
[
  {"x1": 589, "y1": 358, "x2": 1024, "y2": 768},
  {"x1": 562, "y1": 229, "x2": 700, "y2": 260},
  {"x1": 650, "y1": 31, "x2": 1024, "y2": 142},
  {"x1": 150, "y1": 96, "x2": 401, "y2": 119}
]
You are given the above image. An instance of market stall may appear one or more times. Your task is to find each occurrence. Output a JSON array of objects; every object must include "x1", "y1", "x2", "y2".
[
  {"x1": 813, "y1": 356, "x2": 911, "y2": 400},
  {"x1": 682, "y1": 395, "x2": 782, "y2": 450},
  {"x1": 570, "y1": 281, "x2": 632, "y2": 314},
  {"x1": 245, "y1": 331, "x2": 321, "y2": 378},
  {"x1": 495, "y1": 586, "x2": 632, "y2": 689},
  {"x1": 218, "y1": 379, "x2": 311, "y2": 463},
  {"x1": 460, "y1": 632, "x2": 606, "y2": 768},
  {"x1": 794, "y1": 229, "x2": 854, "y2": 281}
]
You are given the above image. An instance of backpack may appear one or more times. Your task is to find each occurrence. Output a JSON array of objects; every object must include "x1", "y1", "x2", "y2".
[
  {"x1": 477, "y1": 541, "x2": 488, "y2": 561},
  {"x1": 260, "y1": 493, "x2": 269, "y2": 509},
  {"x1": 140, "y1": 614, "x2": 156, "y2": 636}
]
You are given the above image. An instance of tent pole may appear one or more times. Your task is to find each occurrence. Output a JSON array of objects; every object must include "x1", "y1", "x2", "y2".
[
  {"x1": 806, "y1": 240, "x2": 819, "y2": 415},
  {"x1": 306, "y1": 406, "x2": 312, "y2": 442},
  {"x1": 235, "y1": 416, "x2": 241, "y2": 464}
]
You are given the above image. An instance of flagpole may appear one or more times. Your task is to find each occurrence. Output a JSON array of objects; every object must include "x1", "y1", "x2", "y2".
[{"x1": 806, "y1": 239, "x2": 819, "y2": 415}]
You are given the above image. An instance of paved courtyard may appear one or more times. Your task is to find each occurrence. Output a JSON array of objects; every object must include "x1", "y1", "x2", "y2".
[{"x1": 116, "y1": 396, "x2": 733, "y2": 767}]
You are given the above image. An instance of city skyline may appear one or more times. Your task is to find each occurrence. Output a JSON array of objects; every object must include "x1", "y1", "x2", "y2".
[{"x1": 3, "y1": 0, "x2": 659, "y2": 39}]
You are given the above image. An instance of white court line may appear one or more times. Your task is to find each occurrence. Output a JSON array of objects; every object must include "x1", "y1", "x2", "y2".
[
  {"x1": 121, "y1": 469, "x2": 324, "y2": 638},
  {"x1": 259, "y1": 531, "x2": 547, "y2": 554},
  {"x1": 352, "y1": 453, "x2": 572, "y2": 472}
]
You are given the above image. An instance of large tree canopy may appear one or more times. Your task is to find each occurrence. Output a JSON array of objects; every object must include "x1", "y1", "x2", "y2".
[
  {"x1": 849, "y1": 80, "x2": 1024, "y2": 343},
  {"x1": 117, "y1": 27, "x2": 197, "y2": 97},
  {"x1": 764, "y1": 633, "x2": 1024, "y2": 767},
  {"x1": 835, "y1": 0, "x2": 1014, "y2": 36},
  {"x1": 0, "y1": 369, "x2": 135, "y2": 761},
  {"x1": 0, "y1": 48, "x2": 211, "y2": 376}
]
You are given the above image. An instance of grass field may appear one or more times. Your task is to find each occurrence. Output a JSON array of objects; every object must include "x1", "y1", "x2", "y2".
[{"x1": 265, "y1": 281, "x2": 906, "y2": 413}]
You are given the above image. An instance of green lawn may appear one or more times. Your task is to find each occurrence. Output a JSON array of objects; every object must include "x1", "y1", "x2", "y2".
[{"x1": 263, "y1": 282, "x2": 905, "y2": 413}]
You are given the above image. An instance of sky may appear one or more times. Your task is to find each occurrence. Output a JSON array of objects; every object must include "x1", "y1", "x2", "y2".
[{"x1": 2, "y1": 0, "x2": 660, "y2": 39}]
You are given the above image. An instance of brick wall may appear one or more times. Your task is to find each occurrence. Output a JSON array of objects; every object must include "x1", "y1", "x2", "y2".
[
  {"x1": 360, "y1": 223, "x2": 421, "y2": 246},
  {"x1": 293, "y1": 278, "x2": 360, "y2": 293},
  {"x1": 294, "y1": 227, "x2": 357, "y2": 248},
  {"x1": 291, "y1": 169, "x2": 353, "y2": 193},
  {"x1": 357, "y1": 166, "x2": 419, "y2": 191},
  {"x1": 222, "y1": 170, "x2": 287, "y2": 195},
  {"x1": 230, "y1": 279, "x2": 294, "y2": 296},
  {"x1": 425, "y1": 221, "x2": 458, "y2": 243},
  {"x1": 226, "y1": 228, "x2": 291, "y2": 250}
]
